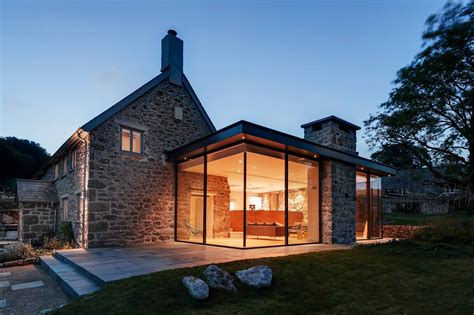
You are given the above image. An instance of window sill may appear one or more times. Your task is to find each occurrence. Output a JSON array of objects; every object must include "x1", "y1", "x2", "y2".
[{"x1": 120, "y1": 150, "x2": 145, "y2": 158}]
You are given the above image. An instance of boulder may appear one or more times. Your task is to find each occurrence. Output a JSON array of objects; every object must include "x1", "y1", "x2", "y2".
[
  {"x1": 203, "y1": 265, "x2": 236, "y2": 291},
  {"x1": 182, "y1": 276, "x2": 209, "y2": 300},
  {"x1": 236, "y1": 265, "x2": 272, "y2": 288}
]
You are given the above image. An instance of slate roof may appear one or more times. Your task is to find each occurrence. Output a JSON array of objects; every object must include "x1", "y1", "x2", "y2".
[
  {"x1": 301, "y1": 115, "x2": 361, "y2": 131},
  {"x1": 34, "y1": 70, "x2": 216, "y2": 178},
  {"x1": 81, "y1": 71, "x2": 215, "y2": 132},
  {"x1": 16, "y1": 179, "x2": 58, "y2": 203}
]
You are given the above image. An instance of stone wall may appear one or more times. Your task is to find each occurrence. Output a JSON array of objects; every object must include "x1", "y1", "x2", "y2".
[
  {"x1": 304, "y1": 121, "x2": 357, "y2": 155},
  {"x1": 383, "y1": 225, "x2": 423, "y2": 239},
  {"x1": 19, "y1": 202, "x2": 56, "y2": 244},
  {"x1": 177, "y1": 171, "x2": 231, "y2": 240},
  {"x1": 86, "y1": 80, "x2": 213, "y2": 247},
  {"x1": 41, "y1": 140, "x2": 88, "y2": 246},
  {"x1": 320, "y1": 159, "x2": 356, "y2": 244}
]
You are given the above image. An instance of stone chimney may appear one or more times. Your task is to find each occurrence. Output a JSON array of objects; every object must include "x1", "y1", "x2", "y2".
[
  {"x1": 161, "y1": 29, "x2": 183, "y2": 86},
  {"x1": 301, "y1": 115, "x2": 360, "y2": 155}
]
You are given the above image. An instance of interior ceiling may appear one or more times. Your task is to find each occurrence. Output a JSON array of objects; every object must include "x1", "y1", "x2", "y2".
[{"x1": 184, "y1": 153, "x2": 317, "y2": 193}]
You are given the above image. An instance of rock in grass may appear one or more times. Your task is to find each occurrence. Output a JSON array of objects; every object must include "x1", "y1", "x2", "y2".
[
  {"x1": 182, "y1": 276, "x2": 209, "y2": 300},
  {"x1": 203, "y1": 265, "x2": 236, "y2": 291},
  {"x1": 236, "y1": 265, "x2": 272, "y2": 288}
]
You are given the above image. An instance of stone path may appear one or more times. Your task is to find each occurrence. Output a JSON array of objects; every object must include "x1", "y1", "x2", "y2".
[{"x1": 0, "y1": 265, "x2": 69, "y2": 315}]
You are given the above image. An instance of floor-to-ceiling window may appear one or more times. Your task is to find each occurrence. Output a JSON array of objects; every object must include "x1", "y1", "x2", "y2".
[
  {"x1": 176, "y1": 157, "x2": 205, "y2": 243},
  {"x1": 206, "y1": 145, "x2": 245, "y2": 247},
  {"x1": 288, "y1": 156, "x2": 320, "y2": 244},
  {"x1": 175, "y1": 143, "x2": 321, "y2": 248},
  {"x1": 245, "y1": 146, "x2": 286, "y2": 247},
  {"x1": 356, "y1": 171, "x2": 383, "y2": 240},
  {"x1": 356, "y1": 172, "x2": 369, "y2": 239},
  {"x1": 370, "y1": 175, "x2": 382, "y2": 238}
]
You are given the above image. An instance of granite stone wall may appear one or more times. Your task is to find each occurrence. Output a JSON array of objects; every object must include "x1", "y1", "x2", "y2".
[
  {"x1": 177, "y1": 171, "x2": 231, "y2": 240},
  {"x1": 86, "y1": 80, "x2": 213, "y2": 247},
  {"x1": 304, "y1": 121, "x2": 357, "y2": 155},
  {"x1": 20, "y1": 202, "x2": 56, "y2": 244},
  {"x1": 320, "y1": 159, "x2": 356, "y2": 244},
  {"x1": 40, "y1": 140, "x2": 89, "y2": 246},
  {"x1": 383, "y1": 225, "x2": 423, "y2": 239}
]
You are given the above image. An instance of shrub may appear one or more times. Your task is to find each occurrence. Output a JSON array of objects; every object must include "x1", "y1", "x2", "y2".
[
  {"x1": 41, "y1": 235, "x2": 73, "y2": 251},
  {"x1": 412, "y1": 218, "x2": 474, "y2": 245},
  {"x1": 57, "y1": 222, "x2": 74, "y2": 244},
  {"x1": 0, "y1": 242, "x2": 38, "y2": 263}
]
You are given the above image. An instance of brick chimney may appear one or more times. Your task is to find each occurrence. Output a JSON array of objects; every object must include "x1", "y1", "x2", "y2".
[
  {"x1": 301, "y1": 115, "x2": 360, "y2": 155},
  {"x1": 161, "y1": 29, "x2": 183, "y2": 86}
]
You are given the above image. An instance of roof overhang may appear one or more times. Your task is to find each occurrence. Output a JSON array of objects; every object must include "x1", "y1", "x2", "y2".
[{"x1": 167, "y1": 121, "x2": 396, "y2": 176}]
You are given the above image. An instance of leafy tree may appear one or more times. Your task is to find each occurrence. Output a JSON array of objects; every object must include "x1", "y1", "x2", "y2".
[
  {"x1": 0, "y1": 137, "x2": 50, "y2": 190},
  {"x1": 365, "y1": 1, "x2": 474, "y2": 210},
  {"x1": 370, "y1": 144, "x2": 429, "y2": 169}
]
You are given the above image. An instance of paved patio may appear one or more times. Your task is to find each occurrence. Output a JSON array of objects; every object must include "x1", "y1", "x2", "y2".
[{"x1": 55, "y1": 242, "x2": 354, "y2": 283}]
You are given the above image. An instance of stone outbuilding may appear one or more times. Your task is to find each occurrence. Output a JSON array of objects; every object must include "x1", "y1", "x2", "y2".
[{"x1": 17, "y1": 30, "x2": 395, "y2": 249}]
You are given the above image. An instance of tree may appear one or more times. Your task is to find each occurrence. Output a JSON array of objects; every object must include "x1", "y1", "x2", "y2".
[
  {"x1": 0, "y1": 137, "x2": 50, "y2": 190},
  {"x1": 370, "y1": 144, "x2": 429, "y2": 169},
  {"x1": 365, "y1": 1, "x2": 474, "y2": 210}
]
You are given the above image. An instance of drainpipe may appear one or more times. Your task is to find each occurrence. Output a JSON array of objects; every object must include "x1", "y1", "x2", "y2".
[{"x1": 77, "y1": 130, "x2": 88, "y2": 248}]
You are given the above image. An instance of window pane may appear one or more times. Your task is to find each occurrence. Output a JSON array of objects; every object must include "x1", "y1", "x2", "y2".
[
  {"x1": 177, "y1": 157, "x2": 205, "y2": 243},
  {"x1": 246, "y1": 147, "x2": 285, "y2": 247},
  {"x1": 132, "y1": 131, "x2": 141, "y2": 153},
  {"x1": 206, "y1": 145, "x2": 245, "y2": 247},
  {"x1": 121, "y1": 128, "x2": 131, "y2": 151},
  {"x1": 356, "y1": 172, "x2": 368, "y2": 239},
  {"x1": 370, "y1": 175, "x2": 382, "y2": 238},
  {"x1": 288, "y1": 156, "x2": 319, "y2": 244}
]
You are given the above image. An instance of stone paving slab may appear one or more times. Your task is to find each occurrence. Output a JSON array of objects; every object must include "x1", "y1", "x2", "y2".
[
  {"x1": 0, "y1": 299, "x2": 6, "y2": 308},
  {"x1": 11, "y1": 280, "x2": 44, "y2": 291},
  {"x1": 0, "y1": 272, "x2": 11, "y2": 277},
  {"x1": 54, "y1": 242, "x2": 358, "y2": 284},
  {"x1": 0, "y1": 280, "x2": 10, "y2": 288}
]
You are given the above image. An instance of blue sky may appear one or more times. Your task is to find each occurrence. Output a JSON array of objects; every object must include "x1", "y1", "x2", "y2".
[{"x1": 1, "y1": 0, "x2": 447, "y2": 157}]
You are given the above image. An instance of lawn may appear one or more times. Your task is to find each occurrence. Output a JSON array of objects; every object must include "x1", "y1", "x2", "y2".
[
  {"x1": 384, "y1": 211, "x2": 473, "y2": 226},
  {"x1": 57, "y1": 241, "x2": 474, "y2": 314}
]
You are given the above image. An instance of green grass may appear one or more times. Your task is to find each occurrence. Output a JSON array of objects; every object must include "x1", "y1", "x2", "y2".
[
  {"x1": 384, "y1": 211, "x2": 473, "y2": 226},
  {"x1": 57, "y1": 241, "x2": 474, "y2": 314}
]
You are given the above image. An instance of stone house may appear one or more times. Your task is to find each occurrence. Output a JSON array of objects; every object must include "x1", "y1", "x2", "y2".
[
  {"x1": 382, "y1": 168, "x2": 467, "y2": 214},
  {"x1": 16, "y1": 30, "x2": 395, "y2": 249}
]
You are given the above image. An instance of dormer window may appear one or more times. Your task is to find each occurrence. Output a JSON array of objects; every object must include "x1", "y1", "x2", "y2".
[{"x1": 121, "y1": 127, "x2": 143, "y2": 154}]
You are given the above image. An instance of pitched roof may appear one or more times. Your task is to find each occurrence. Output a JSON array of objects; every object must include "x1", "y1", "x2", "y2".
[
  {"x1": 16, "y1": 179, "x2": 58, "y2": 203},
  {"x1": 34, "y1": 71, "x2": 216, "y2": 178},
  {"x1": 82, "y1": 71, "x2": 215, "y2": 132},
  {"x1": 301, "y1": 115, "x2": 361, "y2": 131}
]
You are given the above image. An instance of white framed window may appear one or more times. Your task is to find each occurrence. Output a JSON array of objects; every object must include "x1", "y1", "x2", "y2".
[
  {"x1": 121, "y1": 127, "x2": 143, "y2": 154},
  {"x1": 444, "y1": 186, "x2": 457, "y2": 194}
]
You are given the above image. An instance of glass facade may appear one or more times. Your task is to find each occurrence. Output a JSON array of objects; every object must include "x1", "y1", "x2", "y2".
[
  {"x1": 176, "y1": 144, "x2": 321, "y2": 248},
  {"x1": 355, "y1": 172, "x2": 383, "y2": 240},
  {"x1": 176, "y1": 156, "x2": 205, "y2": 243},
  {"x1": 288, "y1": 155, "x2": 320, "y2": 244}
]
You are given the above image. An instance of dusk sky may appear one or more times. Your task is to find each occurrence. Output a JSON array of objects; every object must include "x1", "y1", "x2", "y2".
[{"x1": 1, "y1": 0, "x2": 447, "y2": 158}]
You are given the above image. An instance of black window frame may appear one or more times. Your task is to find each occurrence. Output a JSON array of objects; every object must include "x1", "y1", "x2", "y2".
[{"x1": 120, "y1": 126, "x2": 144, "y2": 155}]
